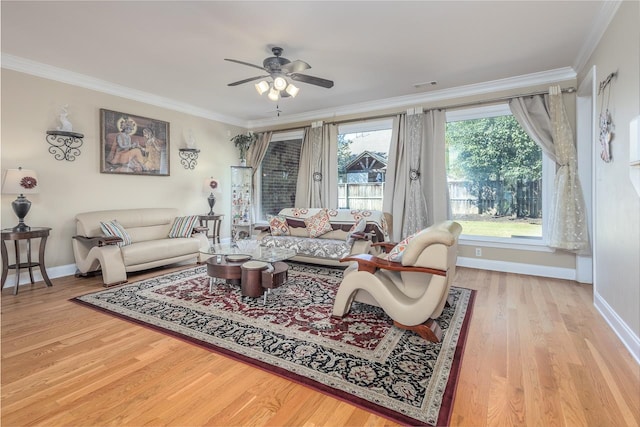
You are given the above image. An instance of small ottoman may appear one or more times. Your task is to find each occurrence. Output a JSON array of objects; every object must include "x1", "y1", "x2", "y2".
[{"x1": 241, "y1": 260, "x2": 269, "y2": 297}]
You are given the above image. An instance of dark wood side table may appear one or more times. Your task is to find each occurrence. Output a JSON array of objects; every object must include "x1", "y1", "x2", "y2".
[
  {"x1": 199, "y1": 214, "x2": 224, "y2": 243},
  {"x1": 1, "y1": 227, "x2": 53, "y2": 295}
]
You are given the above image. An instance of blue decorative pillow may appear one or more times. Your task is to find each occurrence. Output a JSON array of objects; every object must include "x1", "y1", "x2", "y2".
[
  {"x1": 168, "y1": 215, "x2": 199, "y2": 238},
  {"x1": 100, "y1": 220, "x2": 132, "y2": 247}
]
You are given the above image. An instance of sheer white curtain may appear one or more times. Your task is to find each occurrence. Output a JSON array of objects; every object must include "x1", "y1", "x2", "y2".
[
  {"x1": 383, "y1": 110, "x2": 447, "y2": 240},
  {"x1": 295, "y1": 123, "x2": 337, "y2": 208},
  {"x1": 510, "y1": 86, "x2": 589, "y2": 253}
]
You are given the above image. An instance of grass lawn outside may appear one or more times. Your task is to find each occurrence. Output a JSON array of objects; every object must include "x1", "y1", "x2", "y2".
[{"x1": 454, "y1": 219, "x2": 542, "y2": 238}]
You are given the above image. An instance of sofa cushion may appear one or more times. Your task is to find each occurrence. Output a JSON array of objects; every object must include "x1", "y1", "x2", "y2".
[
  {"x1": 261, "y1": 235, "x2": 352, "y2": 260},
  {"x1": 100, "y1": 220, "x2": 132, "y2": 247},
  {"x1": 121, "y1": 237, "x2": 200, "y2": 266},
  {"x1": 304, "y1": 209, "x2": 332, "y2": 238},
  {"x1": 168, "y1": 215, "x2": 199, "y2": 238},
  {"x1": 269, "y1": 215, "x2": 290, "y2": 236}
]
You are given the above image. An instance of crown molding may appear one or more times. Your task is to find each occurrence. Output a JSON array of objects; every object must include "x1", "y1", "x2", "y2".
[
  {"x1": 2, "y1": 53, "x2": 577, "y2": 131},
  {"x1": 247, "y1": 67, "x2": 577, "y2": 129},
  {"x1": 573, "y1": 0, "x2": 622, "y2": 75},
  {"x1": 1, "y1": 53, "x2": 246, "y2": 127}
]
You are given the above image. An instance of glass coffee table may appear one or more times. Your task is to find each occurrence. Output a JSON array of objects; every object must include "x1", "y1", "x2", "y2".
[{"x1": 202, "y1": 242, "x2": 296, "y2": 301}]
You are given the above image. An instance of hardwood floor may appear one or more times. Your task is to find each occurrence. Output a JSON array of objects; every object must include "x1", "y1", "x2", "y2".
[{"x1": 2, "y1": 265, "x2": 639, "y2": 426}]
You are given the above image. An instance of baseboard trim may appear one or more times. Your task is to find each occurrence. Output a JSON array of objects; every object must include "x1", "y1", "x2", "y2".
[
  {"x1": 2, "y1": 263, "x2": 78, "y2": 288},
  {"x1": 594, "y1": 291, "x2": 640, "y2": 365},
  {"x1": 457, "y1": 257, "x2": 576, "y2": 280}
]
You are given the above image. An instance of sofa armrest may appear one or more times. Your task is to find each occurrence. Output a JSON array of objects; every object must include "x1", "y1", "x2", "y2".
[
  {"x1": 254, "y1": 225, "x2": 270, "y2": 233},
  {"x1": 73, "y1": 235, "x2": 122, "y2": 247},
  {"x1": 372, "y1": 241, "x2": 397, "y2": 253},
  {"x1": 340, "y1": 253, "x2": 447, "y2": 276}
]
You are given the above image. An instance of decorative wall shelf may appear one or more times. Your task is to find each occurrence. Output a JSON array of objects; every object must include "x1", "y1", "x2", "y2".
[
  {"x1": 46, "y1": 130, "x2": 84, "y2": 161},
  {"x1": 178, "y1": 148, "x2": 200, "y2": 170}
]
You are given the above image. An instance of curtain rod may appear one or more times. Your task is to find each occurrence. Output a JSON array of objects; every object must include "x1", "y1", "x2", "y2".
[{"x1": 266, "y1": 86, "x2": 576, "y2": 133}]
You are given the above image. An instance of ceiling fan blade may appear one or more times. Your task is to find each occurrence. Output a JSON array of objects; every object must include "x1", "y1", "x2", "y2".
[
  {"x1": 281, "y1": 59, "x2": 311, "y2": 74},
  {"x1": 224, "y1": 58, "x2": 267, "y2": 71},
  {"x1": 290, "y1": 73, "x2": 334, "y2": 88},
  {"x1": 227, "y1": 75, "x2": 269, "y2": 86}
]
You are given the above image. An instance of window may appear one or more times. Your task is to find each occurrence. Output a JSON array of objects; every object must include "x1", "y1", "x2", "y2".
[
  {"x1": 337, "y1": 120, "x2": 392, "y2": 210},
  {"x1": 446, "y1": 104, "x2": 550, "y2": 241},
  {"x1": 257, "y1": 131, "x2": 303, "y2": 221}
]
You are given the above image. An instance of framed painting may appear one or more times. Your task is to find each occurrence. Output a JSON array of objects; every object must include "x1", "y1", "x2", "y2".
[{"x1": 100, "y1": 109, "x2": 170, "y2": 176}]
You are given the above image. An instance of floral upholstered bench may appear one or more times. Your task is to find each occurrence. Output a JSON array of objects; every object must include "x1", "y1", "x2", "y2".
[{"x1": 255, "y1": 208, "x2": 390, "y2": 267}]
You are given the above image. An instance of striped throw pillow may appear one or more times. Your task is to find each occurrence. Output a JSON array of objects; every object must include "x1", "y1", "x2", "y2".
[
  {"x1": 99, "y1": 220, "x2": 132, "y2": 247},
  {"x1": 168, "y1": 215, "x2": 199, "y2": 238}
]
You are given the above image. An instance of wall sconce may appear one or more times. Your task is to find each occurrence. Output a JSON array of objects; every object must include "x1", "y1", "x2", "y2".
[
  {"x1": 46, "y1": 105, "x2": 83, "y2": 161},
  {"x1": 178, "y1": 129, "x2": 200, "y2": 169},
  {"x1": 2, "y1": 167, "x2": 39, "y2": 231}
]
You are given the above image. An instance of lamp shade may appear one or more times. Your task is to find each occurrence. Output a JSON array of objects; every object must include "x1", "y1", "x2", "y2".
[
  {"x1": 255, "y1": 80, "x2": 270, "y2": 95},
  {"x1": 203, "y1": 177, "x2": 219, "y2": 194},
  {"x1": 285, "y1": 83, "x2": 300, "y2": 97},
  {"x1": 273, "y1": 76, "x2": 287, "y2": 91},
  {"x1": 2, "y1": 168, "x2": 39, "y2": 195}
]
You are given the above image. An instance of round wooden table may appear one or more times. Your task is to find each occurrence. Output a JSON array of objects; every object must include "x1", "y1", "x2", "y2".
[{"x1": 1, "y1": 227, "x2": 53, "y2": 295}]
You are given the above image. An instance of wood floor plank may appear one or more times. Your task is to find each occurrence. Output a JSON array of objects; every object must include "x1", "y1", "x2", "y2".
[{"x1": 2, "y1": 265, "x2": 639, "y2": 426}]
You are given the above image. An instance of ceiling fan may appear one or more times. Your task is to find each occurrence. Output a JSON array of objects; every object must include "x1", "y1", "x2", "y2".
[{"x1": 225, "y1": 47, "x2": 334, "y2": 101}]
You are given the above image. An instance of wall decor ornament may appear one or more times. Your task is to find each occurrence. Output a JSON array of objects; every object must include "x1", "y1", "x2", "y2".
[
  {"x1": 46, "y1": 104, "x2": 84, "y2": 161},
  {"x1": 100, "y1": 109, "x2": 169, "y2": 176}
]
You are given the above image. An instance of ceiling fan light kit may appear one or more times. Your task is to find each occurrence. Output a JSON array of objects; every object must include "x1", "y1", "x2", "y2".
[{"x1": 226, "y1": 46, "x2": 333, "y2": 104}]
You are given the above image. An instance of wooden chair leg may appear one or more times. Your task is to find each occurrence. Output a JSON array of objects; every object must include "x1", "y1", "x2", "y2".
[{"x1": 394, "y1": 319, "x2": 443, "y2": 342}]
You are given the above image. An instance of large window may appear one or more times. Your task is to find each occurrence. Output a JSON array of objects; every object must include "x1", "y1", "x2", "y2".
[
  {"x1": 337, "y1": 120, "x2": 392, "y2": 210},
  {"x1": 446, "y1": 104, "x2": 549, "y2": 240},
  {"x1": 257, "y1": 131, "x2": 303, "y2": 221}
]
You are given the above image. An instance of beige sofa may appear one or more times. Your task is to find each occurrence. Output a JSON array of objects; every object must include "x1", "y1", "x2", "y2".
[
  {"x1": 256, "y1": 208, "x2": 390, "y2": 267},
  {"x1": 72, "y1": 208, "x2": 209, "y2": 286}
]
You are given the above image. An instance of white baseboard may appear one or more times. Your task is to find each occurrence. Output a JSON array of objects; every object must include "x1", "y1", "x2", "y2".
[
  {"x1": 2, "y1": 263, "x2": 78, "y2": 288},
  {"x1": 594, "y1": 291, "x2": 640, "y2": 365},
  {"x1": 457, "y1": 257, "x2": 576, "y2": 280}
]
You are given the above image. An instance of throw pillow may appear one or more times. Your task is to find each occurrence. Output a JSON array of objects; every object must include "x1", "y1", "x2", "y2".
[
  {"x1": 100, "y1": 220, "x2": 132, "y2": 247},
  {"x1": 168, "y1": 215, "x2": 199, "y2": 238},
  {"x1": 269, "y1": 215, "x2": 290, "y2": 236},
  {"x1": 346, "y1": 218, "x2": 367, "y2": 244},
  {"x1": 304, "y1": 209, "x2": 333, "y2": 238},
  {"x1": 387, "y1": 231, "x2": 419, "y2": 263}
]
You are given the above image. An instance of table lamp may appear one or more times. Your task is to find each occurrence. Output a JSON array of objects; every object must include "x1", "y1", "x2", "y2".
[
  {"x1": 2, "y1": 167, "x2": 39, "y2": 232},
  {"x1": 203, "y1": 177, "x2": 219, "y2": 215}
]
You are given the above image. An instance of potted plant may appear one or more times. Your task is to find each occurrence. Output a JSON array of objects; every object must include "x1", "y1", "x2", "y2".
[{"x1": 230, "y1": 132, "x2": 257, "y2": 166}]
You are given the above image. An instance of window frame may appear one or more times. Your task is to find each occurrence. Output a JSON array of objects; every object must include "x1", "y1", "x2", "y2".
[{"x1": 445, "y1": 103, "x2": 553, "y2": 250}]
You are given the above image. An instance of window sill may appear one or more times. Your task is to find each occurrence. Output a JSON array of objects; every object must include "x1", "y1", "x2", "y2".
[{"x1": 459, "y1": 235, "x2": 554, "y2": 252}]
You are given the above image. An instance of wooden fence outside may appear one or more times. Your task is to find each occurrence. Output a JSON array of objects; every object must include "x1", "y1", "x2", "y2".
[{"x1": 338, "y1": 180, "x2": 541, "y2": 219}]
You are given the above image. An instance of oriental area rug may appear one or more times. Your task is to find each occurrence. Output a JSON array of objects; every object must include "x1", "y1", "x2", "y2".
[{"x1": 72, "y1": 262, "x2": 475, "y2": 426}]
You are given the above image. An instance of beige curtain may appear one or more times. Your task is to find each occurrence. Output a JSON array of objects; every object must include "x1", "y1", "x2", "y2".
[
  {"x1": 383, "y1": 110, "x2": 447, "y2": 240},
  {"x1": 295, "y1": 123, "x2": 338, "y2": 208},
  {"x1": 509, "y1": 86, "x2": 589, "y2": 253},
  {"x1": 295, "y1": 127, "x2": 313, "y2": 207},
  {"x1": 246, "y1": 131, "x2": 272, "y2": 219},
  {"x1": 383, "y1": 115, "x2": 407, "y2": 240}
]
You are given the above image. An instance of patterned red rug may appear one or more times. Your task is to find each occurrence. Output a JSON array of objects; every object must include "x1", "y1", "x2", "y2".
[{"x1": 73, "y1": 262, "x2": 474, "y2": 426}]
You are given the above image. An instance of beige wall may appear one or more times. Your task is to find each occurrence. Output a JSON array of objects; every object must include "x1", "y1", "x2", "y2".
[
  {"x1": 578, "y1": 0, "x2": 640, "y2": 339},
  {"x1": 1, "y1": 69, "x2": 245, "y2": 270}
]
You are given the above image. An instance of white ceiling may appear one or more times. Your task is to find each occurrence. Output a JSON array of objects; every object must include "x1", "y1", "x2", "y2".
[{"x1": 1, "y1": 1, "x2": 614, "y2": 128}]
